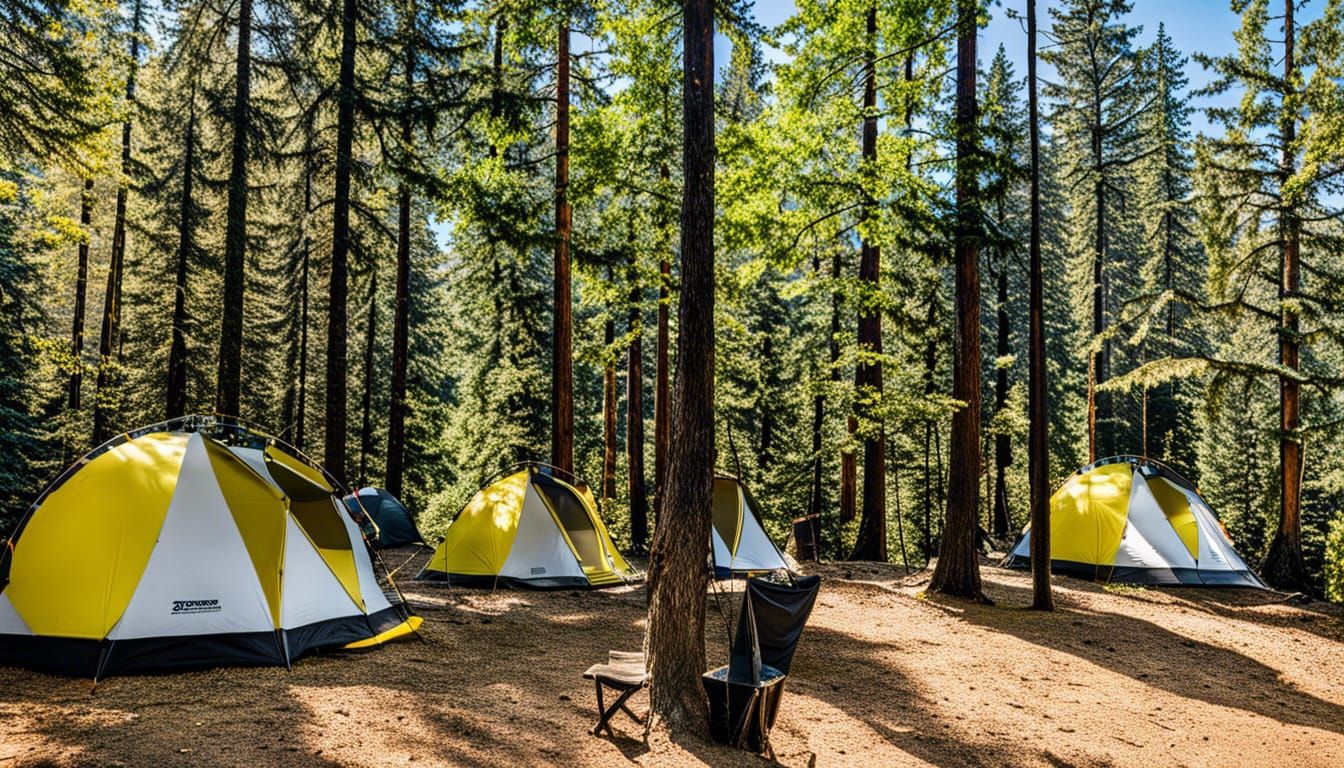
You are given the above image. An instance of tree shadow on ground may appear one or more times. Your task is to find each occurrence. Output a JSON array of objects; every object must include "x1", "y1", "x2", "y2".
[
  {"x1": 923, "y1": 579, "x2": 1344, "y2": 736},
  {"x1": 787, "y1": 619, "x2": 1112, "y2": 768}
]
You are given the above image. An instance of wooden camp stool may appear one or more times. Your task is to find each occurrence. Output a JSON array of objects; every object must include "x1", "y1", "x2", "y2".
[{"x1": 582, "y1": 650, "x2": 648, "y2": 736}]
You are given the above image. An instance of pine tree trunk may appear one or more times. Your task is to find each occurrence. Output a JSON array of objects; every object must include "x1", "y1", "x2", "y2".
[
  {"x1": 929, "y1": 0, "x2": 986, "y2": 601},
  {"x1": 551, "y1": 21, "x2": 574, "y2": 474},
  {"x1": 386, "y1": 53, "x2": 414, "y2": 500},
  {"x1": 838, "y1": 249, "x2": 856, "y2": 524},
  {"x1": 92, "y1": 0, "x2": 143, "y2": 443},
  {"x1": 166, "y1": 109, "x2": 196, "y2": 420},
  {"x1": 68, "y1": 178, "x2": 92, "y2": 412},
  {"x1": 992, "y1": 263, "x2": 1011, "y2": 537},
  {"x1": 603, "y1": 305, "x2": 617, "y2": 501},
  {"x1": 922, "y1": 293, "x2": 938, "y2": 559},
  {"x1": 1027, "y1": 0, "x2": 1052, "y2": 610},
  {"x1": 358, "y1": 271, "x2": 378, "y2": 486},
  {"x1": 296, "y1": 154, "x2": 312, "y2": 451},
  {"x1": 645, "y1": 0, "x2": 714, "y2": 735},
  {"x1": 807, "y1": 253, "x2": 825, "y2": 523},
  {"x1": 654, "y1": 168, "x2": 671, "y2": 527},
  {"x1": 1263, "y1": 0, "x2": 1307, "y2": 591},
  {"x1": 325, "y1": 0, "x2": 357, "y2": 484},
  {"x1": 849, "y1": 5, "x2": 885, "y2": 562},
  {"x1": 215, "y1": 0, "x2": 249, "y2": 419},
  {"x1": 627, "y1": 252, "x2": 648, "y2": 554},
  {"x1": 1087, "y1": 70, "x2": 1107, "y2": 463}
]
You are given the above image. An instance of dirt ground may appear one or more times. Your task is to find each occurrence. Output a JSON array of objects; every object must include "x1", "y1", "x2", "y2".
[{"x1": 3, "y1": 551, "x2": 1344, "y2": 767}]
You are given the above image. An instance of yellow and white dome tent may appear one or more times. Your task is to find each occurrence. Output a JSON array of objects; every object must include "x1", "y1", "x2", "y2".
[
  {"x1": 1004, "y1": 456, "x2": 1266, "y2": 588},
  {"x1": 417, "y1": 463, "x2": 637, "y2": 588},
  {"x1": 0, "y1": 416, "x2": 420, "y2": 679},
  {"x1": 712, "y1": 475, "x2": 794, "y2": 577}
]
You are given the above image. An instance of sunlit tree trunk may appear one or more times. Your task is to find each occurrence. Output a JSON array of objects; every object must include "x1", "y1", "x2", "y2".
[
  {"x1": 551, "y1": 20, "x2": 574, "y2": 474},
  {"x1": 166, "y1": 107, "x2": 197, "y2": 420},
  {"x1": 929, "y1": 0, "x2": 986, "y2": 601},
  {"x1": 645, "y1": 0, "x2": 714, "y2": 735},
  {"x1": 68, "y1": 178, "x2": 92, "y2": 412},
  {"x1": 849, "y1": 4, "x2": 886, "y2": 562},
  {"x1": 627, "y1": 251, "x2": 648, "y2": 553}
]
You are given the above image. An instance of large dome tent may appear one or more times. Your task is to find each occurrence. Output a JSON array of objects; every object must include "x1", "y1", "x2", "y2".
[
  {"x1": 1004, "y1": 455, "x2": 1265, "y2": 588},
  {"x1": 0, "y1": 416, "x2": 420, "y2": 679}
]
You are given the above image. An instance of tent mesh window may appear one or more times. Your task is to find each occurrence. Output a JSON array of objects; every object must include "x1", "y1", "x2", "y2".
[{"x1": 532, "y1": 474, "x2": 603, "y2": 567}]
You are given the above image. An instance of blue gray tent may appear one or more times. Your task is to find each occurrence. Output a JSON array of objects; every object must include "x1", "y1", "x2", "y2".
[{"x1": 343, "y1": 487, "x2": 425, "y2": 549}]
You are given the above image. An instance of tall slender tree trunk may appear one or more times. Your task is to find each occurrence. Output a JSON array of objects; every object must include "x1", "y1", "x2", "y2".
[
  {"x1": 922, "y1": 292, "x2": 937, "y2": 560},
  {"x1": 325, "y1": 0, "x2": 358, "y2": 484},
  {"x1": 92, "y1": 0, "x2": 143, "y2": 443},
  {"x1": 166, "y1": 108, "x2": 197, "y2": 420},
  {"x1": 930, "y1": 0, "x2": 986, "y2": 601},
  {"x1": 849, "y1": 5, "x2": 885, "y2": 561},
  {"x1": 992, "y1": 262, "x2": 1011, "y2": 537},
  {"x1": 645, "y1": 0, "x2": 714, "y2": 735},
  {"x1": 551, "y1": 21, "x2": 574, "y2": 474},
  {"x1": 1087, "y1": 81, "x2": 1107, "y2": 463},
  {"x1": 627, "y1": 252, "x2": 648, "y2": 554},
  {"x1": 69, "y1": 178, "x2": 93, "y2": 412},
  {"x1": 295, "y1": 153, "x2": 313, "y2": 451},
  {"x1": 215, "y1": 0, "x2": 249, "y2": 418},
  {"x1": 386, "y1": 50, "x2": 414, "y2": 500},
  {"x1": 358, "y1": 270, "x2": 378, "y2": 486},
  {"x1": 602, "y1": 306, "x2": 617, "y2": 501},
  {"x1": 807, "y1": 252, "x2": 826, "y2": 525},
  {"x1": 1027, "y1": 0, "x2": 1052, "y2": 610},
  {"x1": 653, "y1": 162, "x2": 671, "y2": 526},
  {"x1": 1263, "y1": 0, "x2": 1306, "y2": 590}
]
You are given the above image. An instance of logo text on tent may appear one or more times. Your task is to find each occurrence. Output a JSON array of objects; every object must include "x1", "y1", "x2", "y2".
[
  {"x1": 530, "y1": 567, "x2": 546, "y2": 575},
  {"x1": 171, "y1": 599, "x2": 221, "y2": 615}
]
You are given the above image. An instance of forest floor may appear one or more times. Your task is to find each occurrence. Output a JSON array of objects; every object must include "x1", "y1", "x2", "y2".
[{"x1": 3, "y1": 551, "x2": 1344, "y2": 767}]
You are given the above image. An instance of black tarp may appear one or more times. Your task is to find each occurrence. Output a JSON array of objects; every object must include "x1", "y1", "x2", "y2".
[{"x1": 729, "y1": 575, "x2": 822, "y2": 683}]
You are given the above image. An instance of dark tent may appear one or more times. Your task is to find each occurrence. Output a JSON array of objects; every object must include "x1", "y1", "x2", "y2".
[{"x1": 343, "y1": 487, "x2": 425, "y2": 548}]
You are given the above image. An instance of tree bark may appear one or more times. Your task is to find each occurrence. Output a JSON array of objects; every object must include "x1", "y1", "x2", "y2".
[
  {"x1": 92, "y1": 0, "x2": 143, "y2": 443},
  {"x1": 386, "y1": 51, "x2": 414, "y2": 500},
  {"x1": 849, "y1": 5, "x2": 885, "y2": 562},
  {"x1": 627, "y1": 251, "x2": 648, "y2": 554},
  {"x1": 653, "y1": 164, "x2": 671, "y2": 526},
  {"x1": 992, "y1": 262, "x2": 1011, "y2": 537},
  {"x1": 325, "y1": 0, "x2": 358, "y2": 484},
  {"x1": 215, "y1": 0, "x2": 249, "y2": 419},
  {"x1": 1027, "y1": 0, "x2": 1052, "y2": 610},
  {"x1": 922, "y1": 292, "x2": 937, "y2": 560},
  {"x1": 295, "y1": 150, "x2": 313, "y2": 451},
  {"x1": 645, "y1": 0, "x2": 714, "y2": 735},
  {"x1": 602, "y1": 306, "x2": 617, "y2": 501},
  {"x1": 929, "y1": 0, "x2": 986, "y2": 601},
  {"x1": 551, "y1": 20, "x2": 574, "y2": 474},
  {"x1": 358, "y1": 270, "x2": 378, "y2": 486},
  {"x1": 68, "y1": 178, "x2": 92, "y2": 412},
  {"x1": 166, "y1": 108, "x2": 196, "y2": 420},
  {"x1": 1262, "y1": 0, "x2": 1307, "y2": 591}
]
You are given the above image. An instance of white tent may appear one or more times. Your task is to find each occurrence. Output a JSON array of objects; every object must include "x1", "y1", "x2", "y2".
[{"x1": 712, "y1": 476, "x2": 794, "y2": 577}]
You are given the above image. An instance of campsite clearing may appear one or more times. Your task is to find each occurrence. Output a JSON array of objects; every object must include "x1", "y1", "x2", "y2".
[{"x1": 3, "y1": 557, "x2": 1343, "y2": 767}]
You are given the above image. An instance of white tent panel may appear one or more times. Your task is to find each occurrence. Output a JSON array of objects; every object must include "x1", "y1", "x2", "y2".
[
  {"x1": 111, "y1": 434, "x2": 274, "y2": 639},
  {"x1": 0, "y1": 592, "x2": 31, "y2": 635},
  {"x1": 281, "y1": 514, "x2": 363, "y2": 629},
  {"x1": 728, "y1": 493, "x2": 791, "y2": 572},
  {"x1": 1125, "y1": 473, "x2": 1198, "y2": 568},
  {"x1": 336, "y1": 498, "x2": 393, "y2": 615},
  {"x1": 499, "y1": 484, "x2": 585, "y2": 583}
]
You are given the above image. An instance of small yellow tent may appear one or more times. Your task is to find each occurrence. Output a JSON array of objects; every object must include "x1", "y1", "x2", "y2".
[
  {"x1": 1005, "y1": 456, "x2": 1265, "y2": 588},
  {"x1": 417, "y1": 464, "x2": 637, "y2": 588}
]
